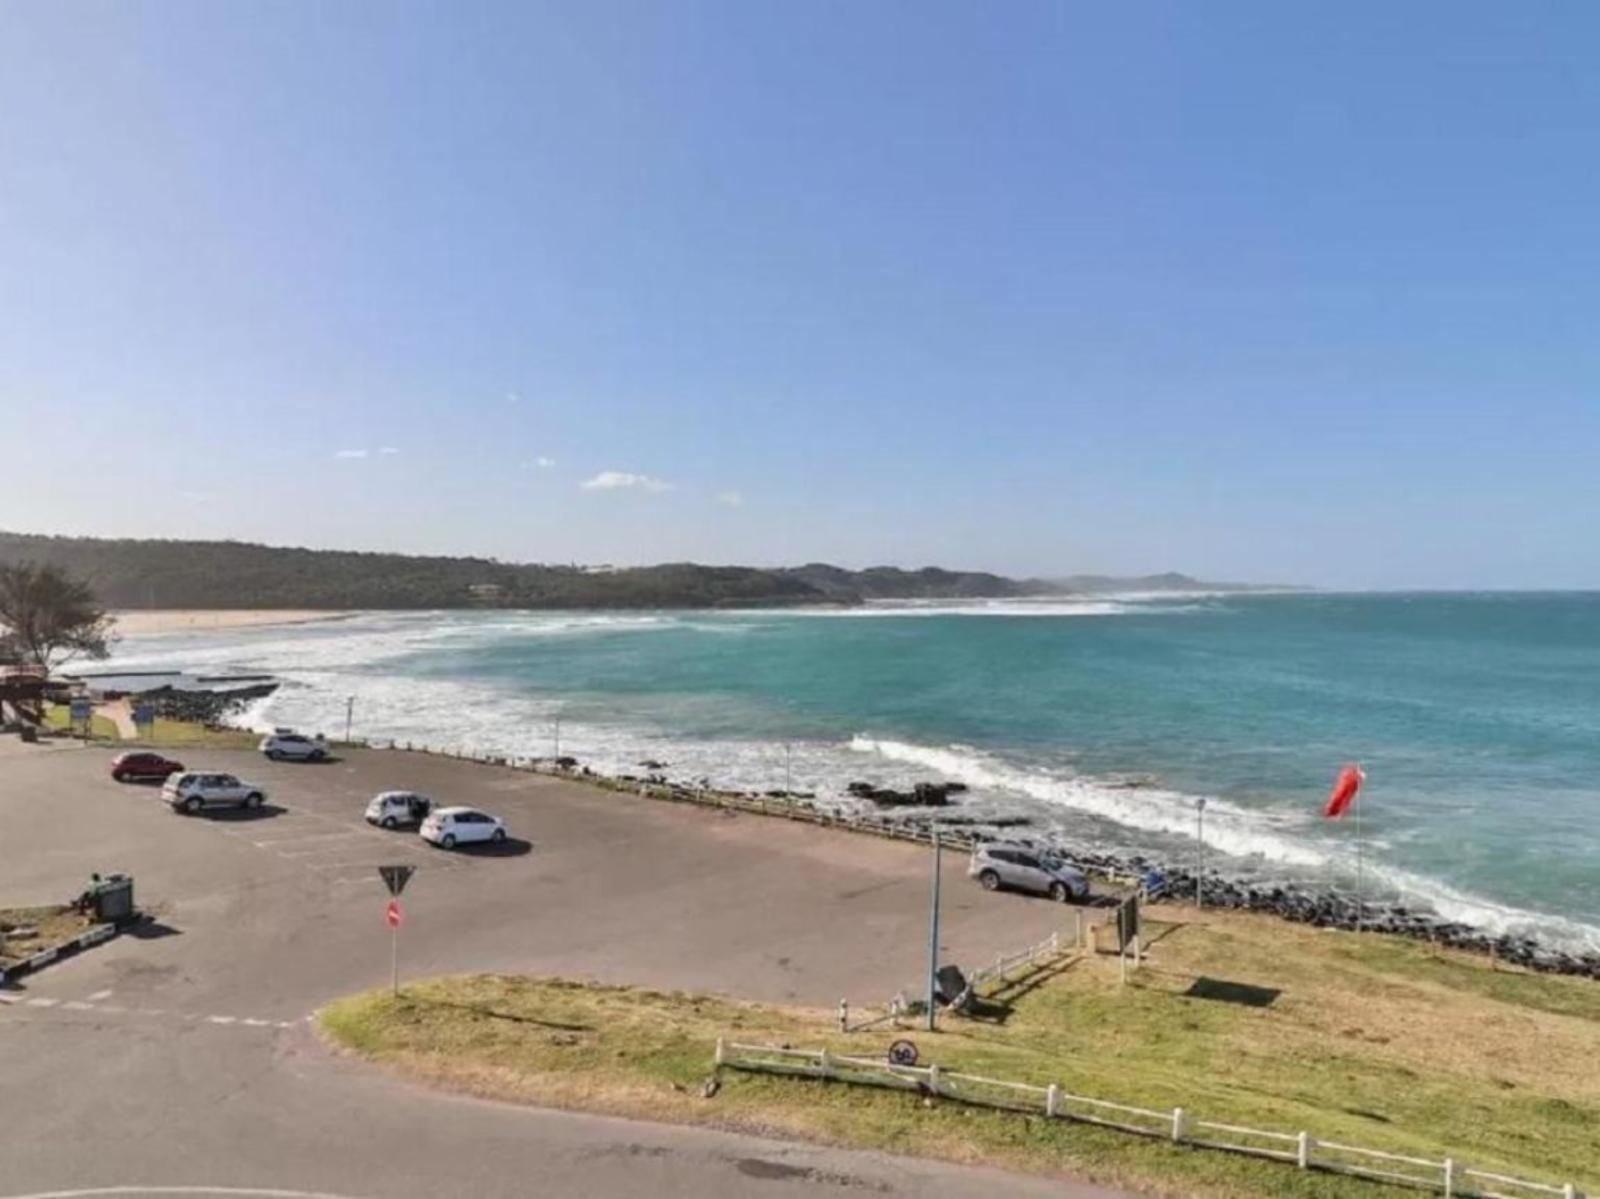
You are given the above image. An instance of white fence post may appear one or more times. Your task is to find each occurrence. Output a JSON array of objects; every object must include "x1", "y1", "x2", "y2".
[
  {"x1": 838, "y1": 999, "x2": 848, "y2": 1033},
  {"x1": 1297, "y1": 1131, "x2": 1313, "y2": 1169},
  {"x1": 1442, "y1": 1158, "x2": 1455, "y2": 1198},
  {"x1": 1171, "y1": 1107, "x2": 1187, "y2": 1142},
  {"x1": 818, "y1": 1048, "x2": 832, "y2": 1077},
  {"x1": 1046, "y1": 1084, "x2": 1060, "y2": 1119},
  {"x1": 1562, "y1": 1185, "x2": 1575, "y2": 1199},
  {"x1": 927, "y1": 1064, "x2": 941, "y2": 1096},
  {"x1": 714, "y1": 1037, "x2": 725, "y2": 1066}
]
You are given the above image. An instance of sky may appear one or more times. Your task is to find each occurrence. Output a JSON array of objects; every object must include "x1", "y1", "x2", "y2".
[{"x1": 1, "y1": 2, "x2": 1597, "y2": 590}]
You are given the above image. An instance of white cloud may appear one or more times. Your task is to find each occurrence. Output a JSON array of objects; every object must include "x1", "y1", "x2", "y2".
[
  {"x1": 715, "y1": 490, "x2": 744, "y2": 507},
  {"x1": 334, "y1": 449, "x2": 368, "y2": 459},
  {"x1": 580, "y1": 470, "x2": 675, "y2": 493},
  {"x1": 378, "y1": 446, "x2": 401, "y2": 456},
  {"x1": 536, "y1": 456, "x2": 556, "y2": 468}
]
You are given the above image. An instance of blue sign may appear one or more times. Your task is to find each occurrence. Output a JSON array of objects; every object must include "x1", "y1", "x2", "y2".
[
  {"x1": 69, "y1": 698, "x2": 93, "y2": 723},
  {"x1": 132, "y1": 703, "x2": 156, "y2": 727}
]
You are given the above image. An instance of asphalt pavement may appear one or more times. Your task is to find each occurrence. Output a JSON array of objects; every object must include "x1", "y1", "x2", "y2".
[{"x1": 0, "y1": 737, "x2": 1126, "y2": 1199}]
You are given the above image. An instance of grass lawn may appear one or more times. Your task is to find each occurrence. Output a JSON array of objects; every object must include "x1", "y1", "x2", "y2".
[
  {"x1": 38, "y1": 705, "x2": 120, "y2": 741},
  {"x1": 132, "y1": 718, "x2": 260, "y2": 750},
  {"x1": 319, "y1": 906, "x2": 1600, "y2": 1199}
]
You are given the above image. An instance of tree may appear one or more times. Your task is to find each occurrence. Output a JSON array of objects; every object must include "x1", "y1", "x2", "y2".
[{"x1": 0, "y1": 562, "x2": 114, "y2": 670}]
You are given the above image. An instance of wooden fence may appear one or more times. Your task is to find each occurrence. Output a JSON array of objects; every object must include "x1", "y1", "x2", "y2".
[{"x1": 712, "y1": 1041, "x2": 1585, "y2": 1199}]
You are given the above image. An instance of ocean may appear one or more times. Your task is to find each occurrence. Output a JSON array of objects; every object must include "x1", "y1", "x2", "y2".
[{"x1": 101, "y1": 592, "x2": 1600, "y2": 952}]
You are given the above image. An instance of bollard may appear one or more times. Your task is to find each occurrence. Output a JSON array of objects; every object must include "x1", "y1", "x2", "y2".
[
  {"x1": 818, "y1": 1048, "x2": 832, "y2": 1077},
  {"x1": 1297, "y1": 1131, "x2": 1313, "y2": 1169},
  {"x1": 838, "y1": 998, "x2": 848, "y2": 1033},
  {"x1": 927, "y1": 1064, "x2": 941, "y2": 1096},
  {"x1": 1046, "y1": 1084, "x2": 1060, "y2": 1118},
  {"x1": 714, "y1": 1037, "x2": 725, "y2": 1066},
  {"x1": 1171, "y1": 1107, "x2": 1187, "y2": 1142},
  {"x1": 1443, "y1": 1158, "x2": 1455, "y2": 1198}
]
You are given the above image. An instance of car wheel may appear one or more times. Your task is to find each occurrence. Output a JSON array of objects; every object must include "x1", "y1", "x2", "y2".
[
  {"x1": 440, "y1": 833, "x2": 456, "y2": 849},
  {"x1": 1049, "y1": 881, "x2": 1069, "y2": 903},
  {"x1": 311, "y1": 749, "x2": 325, "y2": 761},
  {"x1": 112, "y1": 771, "x2": 126, "y2": 783},
  {"x1": 381, "y1": 815, "x2": 397, "y2": 830},
  {"x1": 979, "y1": 869, "x2": 1000, "y2": 891},
  {"x1": 491, "y1": 827, "x2": 506, "y2": 844},
  {"x1": 183, "y1": 796, "x2": 202, "y2": 814},
  {"x1": 245, "y1": 792, "x2": 263, "y2": 809}
]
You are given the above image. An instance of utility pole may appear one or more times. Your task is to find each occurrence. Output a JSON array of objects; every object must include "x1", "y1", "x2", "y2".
[
  {"x1": 1195, "y1": 797, "x2": 1207, "y2": 910},
  {"x1": 345, "y1": 695, "x2": 354, "y2": 744},
  {"x1": 926, "y1": 828, "x2": 942, "y2": 1032},
  {"x1": 553, "y1": 714, "x2": 561, "y2": 761},
  {"x1": 784, "y1": 742, "x2": 792, "y2": 795}
]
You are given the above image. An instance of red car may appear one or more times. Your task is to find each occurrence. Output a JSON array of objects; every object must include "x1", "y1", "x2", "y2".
[{"x1": 111, "y1": 752, "x2": 184, "y2": 782}]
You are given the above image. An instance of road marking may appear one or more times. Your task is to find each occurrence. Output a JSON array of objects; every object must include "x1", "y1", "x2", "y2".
[
  {"x1": 240, "y1": 1017, "x2": 270, "y2": 1027},
  {"x1": 206, "y1": 1015, "x2": 236, "y2": 1025},
  {"x1": 0, "y1": 1186, "x2": 373, "y2": 1199},
  {"x1": 25, "y1": 997, "x2": 58, "y2": 1008},
  {"x1": 88, "y1": 988, "x2": 114, "y2": 1001},
  {"x1": 62, "y1": 1000, "x2": 94, "y2": 1011}
]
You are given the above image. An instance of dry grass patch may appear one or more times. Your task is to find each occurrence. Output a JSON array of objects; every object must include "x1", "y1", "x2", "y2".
[{"x1": 319, "y1": 922, "x2": 1600, "y2": 1199}]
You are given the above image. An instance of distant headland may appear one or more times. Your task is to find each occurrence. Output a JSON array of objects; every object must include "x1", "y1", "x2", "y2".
[{"x1": 0, "y1": 530, "x2": 1294, "y2": 611}]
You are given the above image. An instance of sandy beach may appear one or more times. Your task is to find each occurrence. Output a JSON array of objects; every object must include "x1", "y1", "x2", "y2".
[{"x1": 110, "y1": 609, "x2": 355, "y2": 635}]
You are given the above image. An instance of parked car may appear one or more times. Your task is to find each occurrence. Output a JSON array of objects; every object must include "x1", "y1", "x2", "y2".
[
  {"x1": 110, "y1": 751, "x2": 184, "y2": 782},
  {"x1": 968, "y1": 843, "x2": 1090, "y2": 902},
  {"x1": 260, "y1": 731, "x2": 328, "y2": 762},
  {"x1": 420, "y1": 805, "x2": 507, "y2": 849},
  {"x1": 163, "y1": 771, "x2": 267, "y2": 814},
  {"x1": 366, "y1": 791, "x2": 433, "y2": 829}
]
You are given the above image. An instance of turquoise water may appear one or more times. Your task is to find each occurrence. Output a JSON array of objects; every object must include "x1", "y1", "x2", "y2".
[{"x1": 109, "y1": 592, "x2": 1600, "y2": 949}]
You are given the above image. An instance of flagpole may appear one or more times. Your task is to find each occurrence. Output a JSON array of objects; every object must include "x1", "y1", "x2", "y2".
[{"x1": 1355, "y1": 770, "x2": 1364, "y2": 933}]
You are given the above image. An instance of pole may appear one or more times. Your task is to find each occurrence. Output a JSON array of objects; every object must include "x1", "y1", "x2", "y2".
[
  {"x1": 927, "y1": 828, "x2": 942, "y2": 1031},
  {"x1": 391, "y1": 923, "x2": 399, "y2": 997},
  {"x1": 784, "y1": 742, "x2": 792, "y2": 796},
  {"x1": 345, "y1": 695, "x2": 354, "y2": 744},
  {"x1": 553, "y1": 715, "x2": 561, "y2": 761},
  {"x1": 1355, "y1": 781, "x2": 1364, "y2": 933},
  {"x1": 1195, "y1": 798, "x2": 1206, "y2": 910}
]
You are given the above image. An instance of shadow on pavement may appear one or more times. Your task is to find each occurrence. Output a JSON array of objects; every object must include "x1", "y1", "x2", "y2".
[
  {"x1": 445, "y1": 837, "x2": 534, "y2": 859},
  {"x1": 126, "y1": 918, "x2": 183, "y2": 941},
  {"x1": 410, "y1": 995, "x2": 591, "y2": 1032},
  {"x1": 200, "y1": 804, "x2": 289, "y2": 822}
]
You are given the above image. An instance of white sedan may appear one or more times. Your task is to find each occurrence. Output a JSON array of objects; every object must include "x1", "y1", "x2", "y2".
[{"x1": 420, "y1": 806, "x2": 508, "y2": 849}]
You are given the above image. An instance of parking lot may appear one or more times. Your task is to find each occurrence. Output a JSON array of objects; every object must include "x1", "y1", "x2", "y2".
[{"x1": 0, "y1": 735, "x2": 1116, "y2": 1199}]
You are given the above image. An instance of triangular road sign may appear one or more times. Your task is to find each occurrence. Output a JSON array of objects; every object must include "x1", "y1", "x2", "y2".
[{"x1": 378, "y1": 865, "x2": 415, "y2": 896}]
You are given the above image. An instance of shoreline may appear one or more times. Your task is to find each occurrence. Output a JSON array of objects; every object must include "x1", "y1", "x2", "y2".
[
  {"x1": 110, "y1": 609, "x2": 358, "y2": 635},
  {"x1": 355, "y1": 737, "x2": 1600, "y2": 981}
]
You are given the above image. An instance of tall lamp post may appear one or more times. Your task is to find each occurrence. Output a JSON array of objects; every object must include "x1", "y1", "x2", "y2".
[
  {"x1": 1195, "y1": 797, "x2": 1207, "y2": 909},
  {"x1": 344, "y1": 695, "x2": 354, "y2": 744},
  {"x1": 553, "y1": 714, "x2": 561, "y2": 761}
]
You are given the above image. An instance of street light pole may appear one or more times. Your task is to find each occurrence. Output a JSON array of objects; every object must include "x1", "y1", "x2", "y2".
[
  {"x1": 553, "y1": 715, "x2": 561, "y2": 762},
  {"x1": 926, "y1": 828, "x2": 942, "y2": 1032},
  {"x1": 1195, "y1": 797, "x2": 1207, "y2": 910},
  {"x1": 345, "y1": 695, "x2": 354, "y2": 744},
  {"x1": 784, "y1": 742, "x2": 792, "y2": 796}
]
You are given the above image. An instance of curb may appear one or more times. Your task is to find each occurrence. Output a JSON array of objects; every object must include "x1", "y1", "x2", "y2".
[{"x1": 0, "y1": 922, "x2": 119, "y2": 987}]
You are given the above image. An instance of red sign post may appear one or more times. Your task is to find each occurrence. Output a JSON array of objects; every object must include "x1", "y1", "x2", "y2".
[
  {"x1": 378, "y1": 866, "x2": 415, "y2": 997},
  {"x1": 386, "y1": 898, "x2": 403, "y2": 929}
]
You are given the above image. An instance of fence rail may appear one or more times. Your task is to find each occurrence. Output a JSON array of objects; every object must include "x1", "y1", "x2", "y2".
[{"x1": 713, "y1": 1040, "x2": 1585, "y2": 1199}]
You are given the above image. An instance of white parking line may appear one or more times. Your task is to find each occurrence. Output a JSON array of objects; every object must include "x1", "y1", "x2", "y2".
[
  {"x1": 25, "y1": 997, "x2": 58, "y2": 1008},
  {"x1": 61, "y1": 1000, "x2": 94, "y2": 1011},
  {"x1": 206, "y1": 1015, "x2": 236, "y2": 1025},
  {"x1": 88, "y1": 988, "x2": 114, "y2": 1001}
]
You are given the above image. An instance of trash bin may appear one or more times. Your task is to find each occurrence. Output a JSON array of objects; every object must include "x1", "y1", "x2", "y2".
[
  {"x1": 91, "y1": 874, "x2": 135, "y2": 924},
  {"x1": 19, "y1": 725, "x2": 37, "y2": 743}
]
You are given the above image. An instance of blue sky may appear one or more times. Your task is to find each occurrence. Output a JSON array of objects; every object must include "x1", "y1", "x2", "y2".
[{"x1": 2, "y1": 2, "x2": 1596, "y2": 589}]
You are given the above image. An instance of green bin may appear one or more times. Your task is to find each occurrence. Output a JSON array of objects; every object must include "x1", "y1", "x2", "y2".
[{"x1": 92, "y1": 875, "x2": 135, "y2": 924}]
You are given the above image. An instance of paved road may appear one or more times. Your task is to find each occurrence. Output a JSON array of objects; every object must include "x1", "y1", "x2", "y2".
[{"x1": 0, "y1": 739, "x2": 1126, "y2": 1199}]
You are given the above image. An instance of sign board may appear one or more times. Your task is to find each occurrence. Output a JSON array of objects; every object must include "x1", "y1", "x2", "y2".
[
  {"x1": 69, "y1": 698, "x2": 92, "y2": 723},
  {"x1": 378, "y1": 865, "x2": 415, "y2": 897},
  {"x1": 132, "y1": 702, "x2": 155, "y2": 727},
  {"x1": 1115, "y1": 894, "x2": 1141, "y2": 952},
  {"x1": 385, "y1": 899, "x2": 404, "y2": 929}
]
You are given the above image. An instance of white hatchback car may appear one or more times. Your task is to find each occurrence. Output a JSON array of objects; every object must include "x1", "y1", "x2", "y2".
[
  {"x1": 420, "y1": 806, "x2": 507, "y2": 849},
  {"x1": 260, "y1": 731, "x2": 328, "y2": 762},
  {"x1": 163, "y1": 771, "x2": 267, "y2": 814}
]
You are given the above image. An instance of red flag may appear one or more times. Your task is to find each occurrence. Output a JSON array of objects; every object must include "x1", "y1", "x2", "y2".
[{"x1": 1323, "y1": 764, "x2": 1365, "y2": 819}]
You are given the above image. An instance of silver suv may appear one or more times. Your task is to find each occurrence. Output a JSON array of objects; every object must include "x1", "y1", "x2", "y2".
[
  {"x1": 969, "y1": 843, "x2": 1090, "y2": 902},
  {"x1": 162, "y1": 771, "x2": 267, "y2": 814}
]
